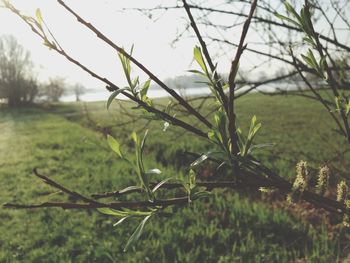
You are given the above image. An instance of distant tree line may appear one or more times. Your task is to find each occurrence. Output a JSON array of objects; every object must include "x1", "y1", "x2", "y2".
[{"x1": 0, "y1": 35, "x2": 85, "y2": 107}]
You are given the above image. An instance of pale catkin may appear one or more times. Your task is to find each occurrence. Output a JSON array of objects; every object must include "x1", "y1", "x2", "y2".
[
  {"x1": 288, "y1": 161, "x2": 309, "y2": 203},
  {"x1": 336, "y1": 181, "x2": 348, "y2": 203},
  {"x1": 316, "y1": 165, "x2": 329, "y2": 195},
  {"x1": 292, "y1": 160, "x2": 309, "y2": 192},
  {"x1": 343, "y1": 214, "x2": 350, "y2": 228}
]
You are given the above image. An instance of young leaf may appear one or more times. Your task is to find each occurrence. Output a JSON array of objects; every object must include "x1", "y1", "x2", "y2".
[
  {"x1": 140, "y1": 79, "x2": 151, "y2": 100},
  {"x1": 248, "y1": 143, "x2": 275, "y2": 154},
  {"x1": 97, "y1": 208, "x2": 128, "y2": 217},
  {"x1": 131, "y1": 131, "x2": 138, "y2": 144},
  {"x1": 118, "y1": 48, "x2": 134, "y2": 88},
  {"x1": 189, "y1": 169, "x2": 196, "y2": 190},
  {"x1": 300, "y1": 6, "x2": 312, "y2": 34},
  {"x1": 35, "y1": 8, "x2": 43, "y2": 28},
  {"x1": 113, "y1": 216, "x2": 130, "y2": 227},
  {"x1": 107, "y1": 135, "x2": 123, "y2": 158},
  {"x1": 124, "y1": 214, "x2": 153, "y2": 252},
  {"x1": 274, "y1": 13, "x2": 300, "y2": 27},
  {"x1": 146, "y1": 168, "x2": 162, "y2": 175},
  {"x1": 307, "y1": 49, "x2": 318, "y2": 67},
  {"x1": 241, "y1": 115, "x2": 262, "y2": 156},
  {"x1": 107, "y1": 88, "x2": 128, "y2": 109},
  {"x1": 140, "y1": 129, "x2": 149, "y2": 155},
  {"x1": 319, "y1": 56, "x2": 327, "y2": 78},
  {"x1": 208, "y1": 130, "x2": 216, "y2": 141},
  {"x1": 152, "y1": 177, "x2": 172, "y2": 193},
  {"x1": 118, "y1": 185, "x2": 142, "y2": 194},
  {"x1": 302, "y1": 36, "x2": 316, "y2": 47},
  {"x1": 335, "y1": 96, "x2": 341, "y2": 112},
  {"x1": 193, "y1": 46, "x2": 208, "y2": 74},
  {"x1": 190, "y1": 154, "x2": 208, "y2": 167},
  {"x1": 346, "y1": 105, "x2": 350, "y2": 115},
  {"x1": 284, "y1": 2, "x2": 301, "y2": 22},
  {"x1": 191, "y1": 191, "x2": 211, "y2": 201},
  {"x1": 187, "y1": 69, "x2": 206, "y2": 76}
]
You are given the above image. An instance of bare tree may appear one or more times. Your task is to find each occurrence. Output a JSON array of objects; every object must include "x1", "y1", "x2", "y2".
[
  {"x1": 72, "y1": 83, "x2": 85, "y2": 102},
  {"x1": 0, "y1": 35, "x2": 37, "y2": 107},
  {"x1": 42, "y1": 77, "x2": 65, "y2": 102}
]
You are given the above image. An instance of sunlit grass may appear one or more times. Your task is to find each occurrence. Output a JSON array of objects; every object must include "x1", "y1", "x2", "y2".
[{"x1": 0, "y1": 93, "x2": 348, "y2": 262}]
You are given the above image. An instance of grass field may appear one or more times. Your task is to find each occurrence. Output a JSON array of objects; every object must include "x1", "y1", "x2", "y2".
[{"x1": 1, "y1": 93, "x2": 350, "y2": 262}]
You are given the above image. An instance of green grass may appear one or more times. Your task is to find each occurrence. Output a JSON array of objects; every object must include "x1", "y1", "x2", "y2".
[{"x1": 0, "y1": 93, "x2": 349, "y2": 262}]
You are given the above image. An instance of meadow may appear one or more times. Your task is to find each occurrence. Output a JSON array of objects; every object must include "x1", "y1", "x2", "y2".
[{"x1": 0, "y1": 92, "x2": 349, "y2": 262}]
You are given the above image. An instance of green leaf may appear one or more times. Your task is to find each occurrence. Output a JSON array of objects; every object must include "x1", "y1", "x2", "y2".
[
  {"x1": 222, "y1": 83, "x2": 229, "y2": 90},
  {"x1": 301, "y1": 50, "x2": 318, "y2": 70},
  {"x1": 193, "y1": 46, "x2": 208, "y2": 74},
  {"x1": 190, "y1": 154, "x2": 208, "y2": 167},
  {"x1": 107, "y1": 135, "x2": 123, "y2": 158},
  {"x1": 187, "y1": 69, "x2": 206, "y2": 76},
  {"x1": 250, "y1": 123, "x2": 262, "y2": 139},
  {"x1": 152, "y1": 177, "x2": 173, "y2": 193},
  {"x1": 98, "y1": 207, "x2": 152, "y2": 219},
  {"x1": 164, "y1": 101, "x2": 173, "y2": 114},
  {"x1": 124, "y1": 214, "x2": 153, "y2": 252},
  {"x1": 241, "y1": 115, "x2": 262, "y2": 156},
  {"x1": 113, "y1": 216, "x2": 130, "y2": 227},
  {"x1": 140, "y1": 79, "x2": 151, "y2": 100},
  {"x1": 122, "y1": 208, "x2": 155, "y2": 217},
  {"x1": 191, "y1": 191, "x2": 211, "y2": 201},
  {"x1": 248, "y1": 143, "x2": 275, "y2": 154},
  {"x1": 284, "y1": 2, "x2": 301, "y2": 22},
  {"x1": 118, "y1": 48, "x2": 134, "y2": 88},
  {"x1": 43, "y1": 40, "x2": 54, "y2": 49},
  {"x1": 319, "y1": 56, "x2": 327, "y2": 77},
  {"x1": 335, "y1": 96, "x2": 340, "y2": 111},
  {"x1": 132, "y1": 130, "x2": 152, "y2": 199},
  {"x1": 107, "y1": 88, "x2": 128, "y2": 109},
  {"x1": 299, "y1": 7, "x2": 311, "y2": 34},
  {"x1": 251, "y1": 115, "x2": 257, "y2": 126},
  {"x1": 274, "y1": 13, "x2": 300, "y2": 27},
  {"x1": 131, "y1": 131, "x2": 138, "y2": 144},
  {"x1": 302, "y1": 36, "x2": 316, "y2": 47},
  {"x1": 146, "y1": 168, "x2": 162, "y2": 175},
  {"x1": 97, "y1": 208, "x2": 128, "y2": 217},
  {"x1": 208, "y1": 130, "x2": 216, "y2": 141},
  {"x1": 35, "y1": 8, "x2": 43, "y2": 28},
  {"x1": 346, "y1": 101, "x2": 350, "y2": 115},
  {"x1": 118, "y1": 185, "x2": 141, "y2": 193},
  {"x1": 140, "y1": 129, "x2": 148, "y2": 155},
  {"x1": 189, "y1": 169, "x2": 196, "y2": 190},
  {"x1": 131, "y1": 76, "x2": 139, "y2": 91},
  {"x1": 307, "y1": 49, "x2": 318, "y2": 66}
]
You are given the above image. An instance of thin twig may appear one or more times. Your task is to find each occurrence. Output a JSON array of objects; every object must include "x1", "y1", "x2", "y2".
[
  {"x1": 182, "y1": 0, "x2": 228, "y2": 112},
  {"x1": 4, "y1": 166, "x2": 346, "y2": 215},
  {"x1": 33, "y1": 168, "x2": 101, "y2": 204},
  {"x1": 228, "y1": 0, "x2": 257, "y2": 157}
]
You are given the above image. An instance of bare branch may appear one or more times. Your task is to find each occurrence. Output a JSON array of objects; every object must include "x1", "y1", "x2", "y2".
[
  {"x1": 57, "y1": 0, "x2": 213, "y2": 130},
  {"x1": 33, "y1": 168, "x2": 101, "y2": 204},
  {"x1": 228, "y1": 0, "x2": 257, "y2": 157},
  {"x1": 182, "y1": 0, "x2": 228, "y2": 111}
]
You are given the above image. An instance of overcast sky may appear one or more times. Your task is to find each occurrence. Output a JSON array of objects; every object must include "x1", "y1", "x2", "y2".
[
  {"x1": 0, "y1": 0, "x2": 348, "y2": 92},
  {"x1": 0, "y1": 0, "x2": 228, "y2": 90}
]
